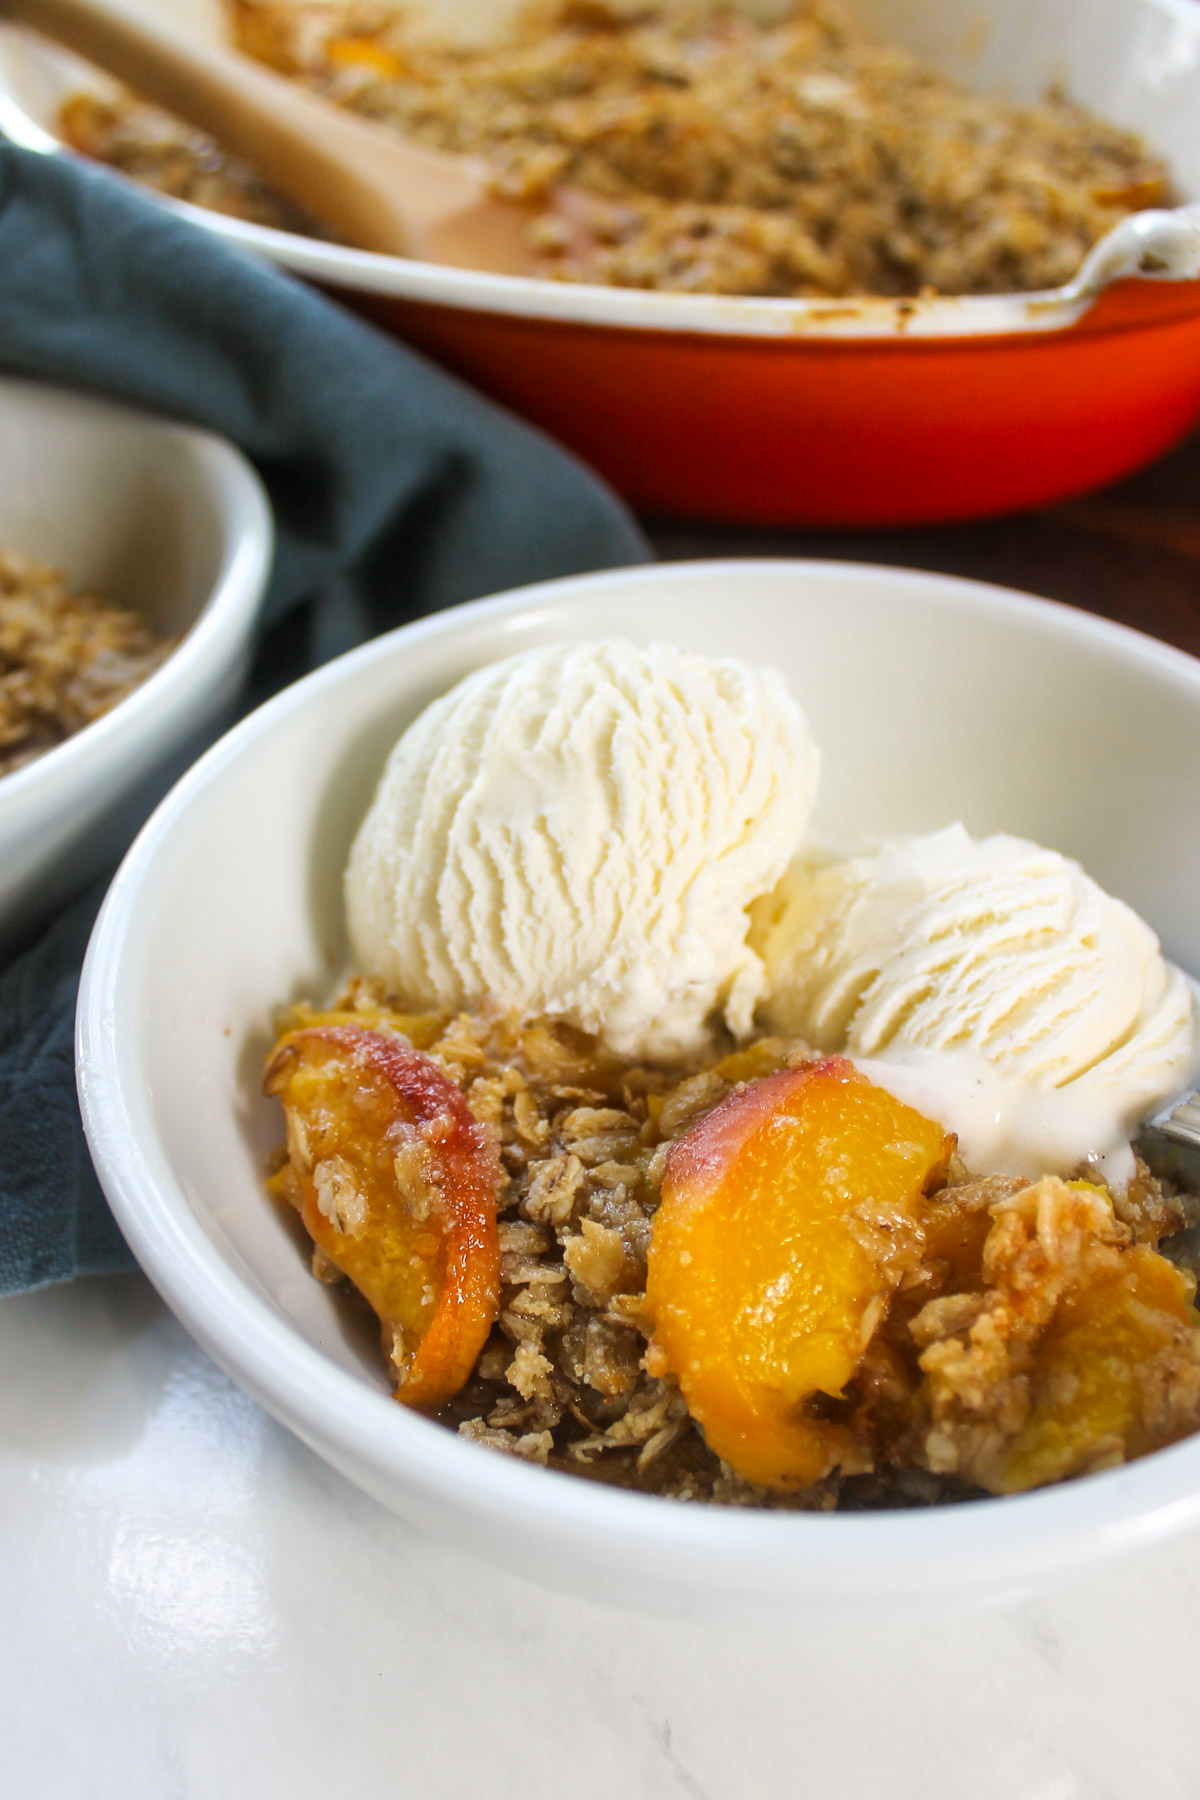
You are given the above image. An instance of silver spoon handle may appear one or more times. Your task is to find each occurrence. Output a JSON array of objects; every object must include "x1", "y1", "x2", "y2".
[{"x1": 1146, "y1": 1092, "x2": 1200, "y2": 1153}]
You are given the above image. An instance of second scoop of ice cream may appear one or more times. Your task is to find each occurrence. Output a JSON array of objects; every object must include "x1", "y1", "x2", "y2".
[
  {"x1": 346, "y1": 639, "x2": 818, "y2": 1058},
  {"x1": 752, "y1": 824, "x2": 1199, "y2": 1176}
]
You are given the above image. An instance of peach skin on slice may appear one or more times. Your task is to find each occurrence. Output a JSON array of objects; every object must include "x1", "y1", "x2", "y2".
[
  {"x1": 645, "y1": 1056, "x2": 953, "y2": 1490},
  {"x1": 264, "y1": 1023, "x2": 501, "y2": 1411}
]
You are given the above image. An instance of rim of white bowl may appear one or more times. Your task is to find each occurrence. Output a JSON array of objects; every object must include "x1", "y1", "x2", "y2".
[
  {"x1": 77, "y1": 560, "x2": 1200, "y2": 1600},
  {"x1": 0, "y1": 387, "x2": 273, "y2": 816}
]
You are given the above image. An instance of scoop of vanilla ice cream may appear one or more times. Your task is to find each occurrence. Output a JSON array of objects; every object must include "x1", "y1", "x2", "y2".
[
  {"x1": 346, "y1": 639, "x2": 818, "y2": 1058},
  {"x1": 752, "y1": 824, "x2": 1198, "y2": 1172}
]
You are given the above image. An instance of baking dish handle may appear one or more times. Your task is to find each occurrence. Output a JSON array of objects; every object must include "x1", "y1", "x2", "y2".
[{"x1": 1069, "y1": 205, "x2": 1200, "y2": 298}]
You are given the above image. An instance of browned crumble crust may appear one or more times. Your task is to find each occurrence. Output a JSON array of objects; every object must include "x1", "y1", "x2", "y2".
[
  {"x1": 279, "y1": 977, "x2": 840, "y2": 1506},
  {"x1": 0, "y1": 550, "x2": 173, "y2": 778},
  {"x1": 910, "y1": 1177, "x2": 1200, "y2": 1491},
  {"x1": 273, "y1": 979, "x2": 1200, "y2": 1508},
  {"x1": 59, "y1": 92, "x2": 322, "y2": 234},
  {"x1": 63, "y1": 0, "x2": 1170, "y2": 300}
]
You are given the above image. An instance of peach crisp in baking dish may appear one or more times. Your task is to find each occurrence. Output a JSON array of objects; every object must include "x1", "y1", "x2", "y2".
[
  {"x1": 63, "y1": 0, "x2": 1171, "y2": 300},
  {"x1": 263, "y1": 639, "x2": 1200, "y2": 1510}
]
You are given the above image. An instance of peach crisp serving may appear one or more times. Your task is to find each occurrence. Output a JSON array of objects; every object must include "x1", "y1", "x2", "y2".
[
  {"x1": 264, "y1": 639, "x2": 1200, "y2": 1509},
  {"x1": 265, "y1": 985, "x2": 1200, "y2": 1508}
]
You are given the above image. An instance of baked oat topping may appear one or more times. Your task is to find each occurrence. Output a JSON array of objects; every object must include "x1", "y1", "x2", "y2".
[
  {"x1": 62, "y1": 0, "x2": 1171, "y2": 299},
  {"x1": 265, "y1": 979, "x2": 1200, "y2": 1509},
  {"x1": 0, "y1": 550, "x2": 173, "y2": 778},
  {"x1": 59, "y1": 91, "x2": 322, "y2": 234}
]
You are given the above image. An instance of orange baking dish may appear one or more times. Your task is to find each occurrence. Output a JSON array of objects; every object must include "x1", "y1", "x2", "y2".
[{"x1": 357, "y1": 278, "x2": 1200, "y2": 527}]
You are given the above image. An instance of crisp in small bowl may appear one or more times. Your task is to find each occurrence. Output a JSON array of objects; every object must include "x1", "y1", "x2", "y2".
[
  {"x1": 76, "y1": 560, "x2": 1200, "y2": 1614},
  {"x1": 0, "y1": 376, "x2": 272, "y2": 954}
]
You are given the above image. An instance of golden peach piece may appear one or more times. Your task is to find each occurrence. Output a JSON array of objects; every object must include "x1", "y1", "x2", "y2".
[
  {"x1": 916, "y1": 1177, "x2": 1200, "y2": 1494},
  {"x1": 645, "y1": 1056, "x2": 953, "y2": 1489},
  {"x1": 1007, "y1": 1246, "x2": 1200, "y2": 1490},
  {"x1": 264, "y1": 1023, "x2": 501, "y2": 1410},
  {"x1": 325, "y1": 36, "x2": 408, "y2": 79}
]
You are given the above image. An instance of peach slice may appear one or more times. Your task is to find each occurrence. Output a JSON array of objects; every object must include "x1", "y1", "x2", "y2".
[
  {"x1": 264, "y1": 1024, "x2": 501, "y2": 1410},
  {"x1": 987, "y1": 1183, "x2": 1200, "y2": 1493},
  {"x1": 912, "y1": 1177, "x2": 1200, "y2": 1494},
  {"x1": 1005, "y1": 1247, "x2": 1200, "y2": 1491},
  {"x1": 645, "y1": 1056, "x2": 953, "y2": 1489},
  {"x1": 325, "y1": 36, "x2": 408, "y2": 78}
]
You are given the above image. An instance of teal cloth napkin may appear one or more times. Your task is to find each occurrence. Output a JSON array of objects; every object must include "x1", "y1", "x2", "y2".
[{"x1": 0, "y1": 142, "x2": 650, "y2": 1296}]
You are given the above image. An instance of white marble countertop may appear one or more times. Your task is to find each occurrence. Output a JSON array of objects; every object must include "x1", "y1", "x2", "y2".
[{"x1": 3, "y1": 1269, "x2": 1199, "y2": 1800}]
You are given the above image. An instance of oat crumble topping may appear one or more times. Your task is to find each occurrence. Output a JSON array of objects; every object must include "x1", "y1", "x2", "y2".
[
  {"x1": 266, "y1": 979, "x2": 1200, "y2": 1508},
  {"x1": 61, "y1": 0, "x2": 1171, "y2": 300},
  {"x1": 0, "y1": 550, "x2": 173, "y2": 778}
]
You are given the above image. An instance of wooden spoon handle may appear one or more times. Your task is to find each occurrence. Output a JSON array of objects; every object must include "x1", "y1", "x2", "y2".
[{"x1": 2, "y1": 0, "x2": 420, "y2": 251}]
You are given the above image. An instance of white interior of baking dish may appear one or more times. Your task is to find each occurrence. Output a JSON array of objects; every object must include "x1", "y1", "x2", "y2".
[{"x1": 1, "y1": 0, "x2": 1197, "y2": 336}]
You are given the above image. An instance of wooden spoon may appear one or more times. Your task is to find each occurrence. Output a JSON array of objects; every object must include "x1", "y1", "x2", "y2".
[{"x1": 3, "y1": 0, "x2": 542, "y2": 272}]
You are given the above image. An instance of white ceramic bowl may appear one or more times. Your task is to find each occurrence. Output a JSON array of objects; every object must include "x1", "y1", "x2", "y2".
[
  {"x1": 77, "y1": 561, "x2": 1200, "y2": 1614},
  {"x1": 0, "y1": 377, "x2": 273, "y2": 955}
]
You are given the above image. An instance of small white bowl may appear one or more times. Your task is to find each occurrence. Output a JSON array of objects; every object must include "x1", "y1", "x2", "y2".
[
  {"x1": 77, "y1": 561, "x2": 1200, "y2": 1614},
  {"x1": 0, "y1": 377, "x2": 273, "y2": 954}
]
